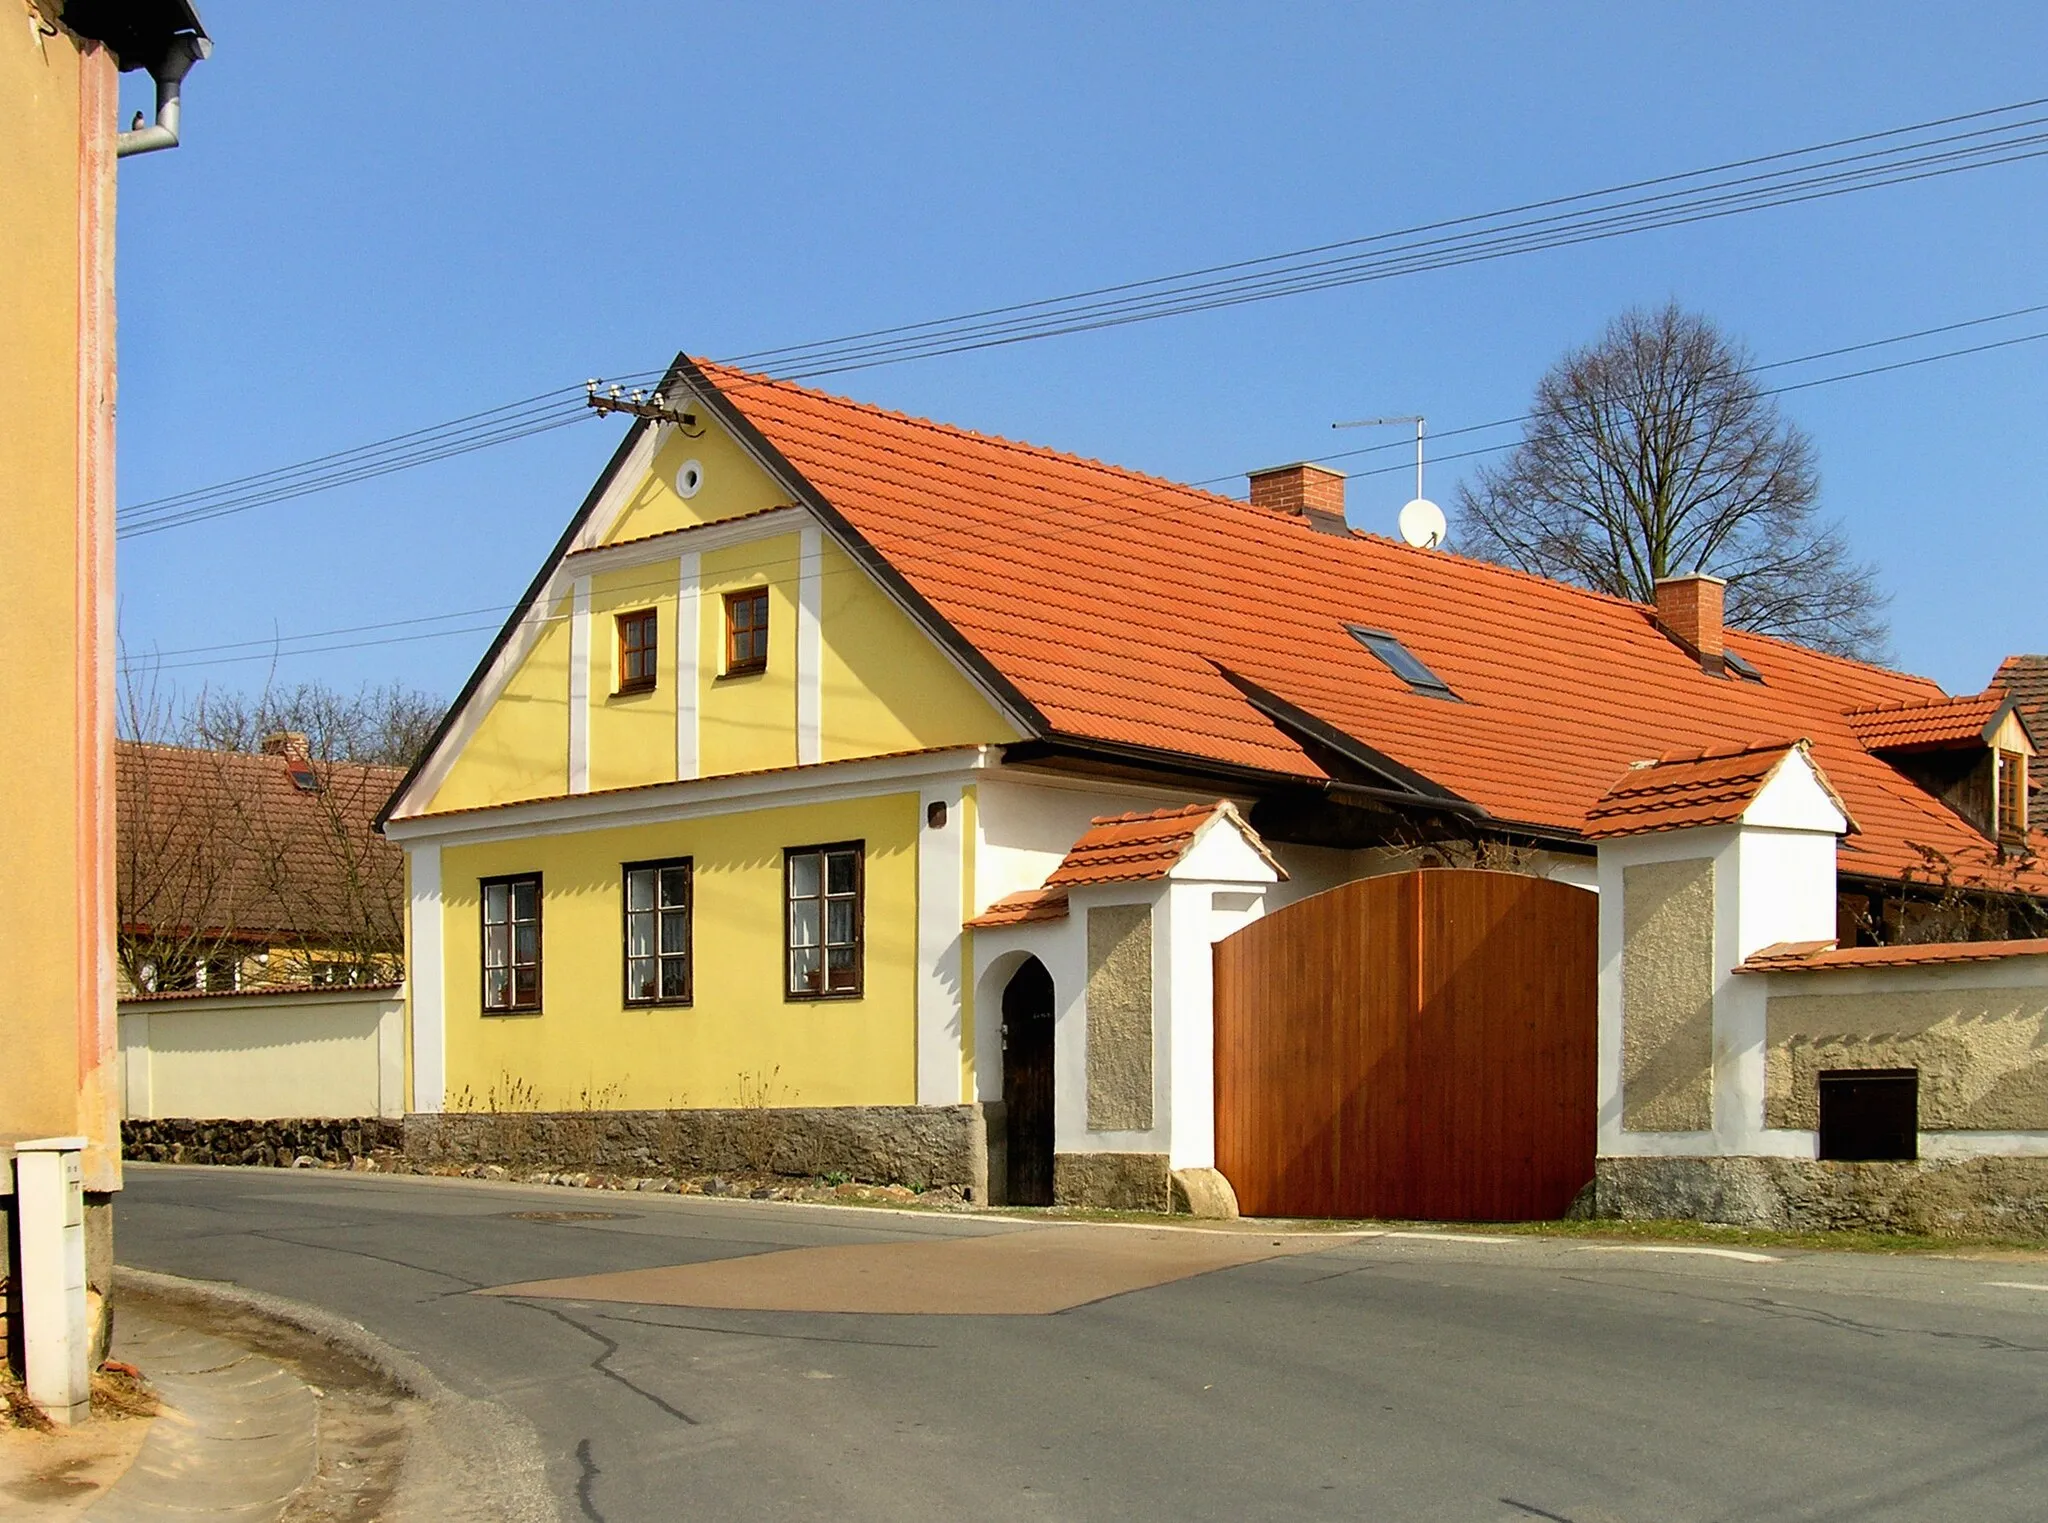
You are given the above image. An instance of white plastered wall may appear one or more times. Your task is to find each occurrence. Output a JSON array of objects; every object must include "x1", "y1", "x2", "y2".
[
  {"x1": 119, "y1": 988, "x2": 407, "y2": 1121},
  {"x1": 968, "y1": 810, "x2": 1280, "y2": 1167}
]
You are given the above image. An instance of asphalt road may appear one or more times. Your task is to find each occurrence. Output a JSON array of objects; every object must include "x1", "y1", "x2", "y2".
[{"x1": 118, "y1": 1165, "x2": 2048, "y2": 1523}]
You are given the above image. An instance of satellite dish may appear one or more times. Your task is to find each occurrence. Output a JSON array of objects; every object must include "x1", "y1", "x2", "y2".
[{"x1": 1398, "y1": 497, "x2": 1446, "y2": 549}]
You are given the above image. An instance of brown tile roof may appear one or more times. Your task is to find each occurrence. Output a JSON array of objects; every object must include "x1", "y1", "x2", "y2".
[
  {"x1": 117, "y1": 741, "x2": 406, "y2": 944},
  {"x1": 1996, "y1": 655, "x2": 2048, "y2": 760},
  {"x1": 964, "y1": 887, "x2": 1070, "y2": 930},
  {"x1": 1582, "y1": 740, "x2": 1855, "y2": 840},
  {"x1": 696, "y1": 363, "x2": 2048, "y2": 897},
  {"x1": 1843, "y1": 691, "x2": 2007, "y2": 752},
  {"x1": 1738, "y1": 938, "x2": 2048, "y2": 972}
]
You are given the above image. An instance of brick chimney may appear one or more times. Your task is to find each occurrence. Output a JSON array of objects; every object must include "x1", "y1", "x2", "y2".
[
  {"x1": 1653, "y1": 574, "x2": 1726, "y2": 675},
  {"x1": 1248, "y1": 462, "x2": 1345, "y2": 519},
  {"x1": 260, "y1": 730, "x2": 311, "y2": 761}
]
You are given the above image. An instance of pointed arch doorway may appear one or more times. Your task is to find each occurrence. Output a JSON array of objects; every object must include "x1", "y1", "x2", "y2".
[{"x1": 1000, "y1": 956, "x2": 1056, "y2": 1206}]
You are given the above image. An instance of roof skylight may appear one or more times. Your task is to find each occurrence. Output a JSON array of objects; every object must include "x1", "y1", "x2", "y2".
[
  {"x1": 1723, "y1": 649, "x2": 1764, "y2": 684},
  {"x1": 1348, "y1": 626, "x2": 1458, "y2": 700}
]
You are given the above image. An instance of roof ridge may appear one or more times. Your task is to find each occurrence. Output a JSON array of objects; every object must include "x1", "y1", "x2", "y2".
[
  {"x1": 116, "y1": 739, "x2": 408, "y2": 778},
  {"x1": 696, "y1": 359, "x2": 1241, "y2": 514},
  {"x1": 1843, "y1": 689, "x2": 1995, "y2": 717},
  {"x1": 1640, "y1": 737, "x2": 1806, "y2": 767},
  {"x1": 1085, "y1": 802, "x2": 1221, "y2": 826}
]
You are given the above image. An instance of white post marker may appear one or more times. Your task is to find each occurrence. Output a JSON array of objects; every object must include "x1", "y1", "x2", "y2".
[{"x1": 15, "y1": 1136, "x2": 90, "y2": 1424}]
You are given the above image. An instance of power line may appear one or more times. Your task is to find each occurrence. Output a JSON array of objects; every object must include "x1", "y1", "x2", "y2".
[
  {"x1": 116, "y1": 97, "x2": 2048, "y2": 538},
  {"x1": 121, "y1": 305, "x2": 2048, "y2": 676}
]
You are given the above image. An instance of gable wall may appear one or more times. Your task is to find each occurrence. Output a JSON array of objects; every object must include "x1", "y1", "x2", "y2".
[
  {"x1": 428, "y1": 592, "x2": 573, "y2": 814},
  {"x1": 415, "y1": 412, "x2": 1018, "y2": 818}
]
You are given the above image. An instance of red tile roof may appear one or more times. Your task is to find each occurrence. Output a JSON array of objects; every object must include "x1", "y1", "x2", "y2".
[
  {"x1": 1843, "y1": 691, "x2": 2007, "y2": 752},
  {"x1": 964, "y1": 887, "x2": 1070, "y2": 930},
  {"x1": 1582, "y1": 740, "x2": 1853, "y2": 840},
  {"x1": 1738, "y1": 938, "x2": 2048, "y2": 972},
  {"x1": 689, "y1": 363, "x2": 2048, "y2": 897},
  {"x1": 1042, "y1": 802, "x2": 1276, "y2": 888}
]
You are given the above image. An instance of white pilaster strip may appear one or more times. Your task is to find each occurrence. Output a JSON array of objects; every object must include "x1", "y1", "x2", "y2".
[
  {"x1": 676, "y1": 552, "x2": 701, "y2": 780},
  {"x1": 797, "y1": 525, "x2": 823, "y2": 766},
  {"x1": 568, "y1": 576, "x2": 592, "y2": 794},
  {"x1": 916, "y1": 785, "x2": 965, "y2": 1105},
  {"x1": 408, "y1": 843, "x2": 445, "y2": 1114}
]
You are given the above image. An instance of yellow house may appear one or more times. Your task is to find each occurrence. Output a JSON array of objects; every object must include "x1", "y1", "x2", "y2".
[
  {"x1": 384, "y1": 356, "x2": 2048, "y2": 1209},
  {"x1": 2, "y1": 1, "x2": 210, "y2": 1389}
]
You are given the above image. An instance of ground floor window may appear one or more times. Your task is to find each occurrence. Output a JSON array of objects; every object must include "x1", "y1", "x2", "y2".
[
  {"x1": 624, "y1": 858, "x2": 693, "y2": 1005},
  {"x1": 785, "y1": 842, "x2": 863, "y2": 998},
  {"x1": 481, "y1": 873, "x2": 542, "y2": 1013}
]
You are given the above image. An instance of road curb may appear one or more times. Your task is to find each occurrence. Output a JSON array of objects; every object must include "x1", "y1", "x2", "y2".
[
  {"x1": 113, "y1": 1266, "x2": 559, "y2": 1522},
  {"x1": 116, "y1": 1265, "x2": 439, "y2": 1401}
]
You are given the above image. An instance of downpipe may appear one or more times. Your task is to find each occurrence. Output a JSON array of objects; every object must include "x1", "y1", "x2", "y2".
[{"x1": 116, "y1": 33, "x2": 211, "y2": 158}]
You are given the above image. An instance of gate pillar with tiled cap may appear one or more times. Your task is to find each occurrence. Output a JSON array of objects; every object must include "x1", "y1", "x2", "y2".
[
  {"x1": 967, "y1": 802, "x2": 1285, "y2": 1209},
  {"x1": 1586, "y1": 740, "x2": 1850, "y2": 1162}
]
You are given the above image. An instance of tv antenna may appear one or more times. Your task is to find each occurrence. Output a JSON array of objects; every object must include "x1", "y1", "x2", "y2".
[{"x1": 1333, "y1": 413, "x2": 1444, "y2": 548}]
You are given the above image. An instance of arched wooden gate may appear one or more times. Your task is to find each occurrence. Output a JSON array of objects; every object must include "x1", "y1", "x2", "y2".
[{"x1": 1213, "y1": 869, "x2": 1596, "y2": 1220}]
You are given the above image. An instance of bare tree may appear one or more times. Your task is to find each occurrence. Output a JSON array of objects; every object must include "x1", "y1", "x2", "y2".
[
  {"x1": 177, "y1": 680, "x2": 442, "y2": 767},
  {"x1": 1455, "y1": 302, "x2": 1890, "y2": 660}
]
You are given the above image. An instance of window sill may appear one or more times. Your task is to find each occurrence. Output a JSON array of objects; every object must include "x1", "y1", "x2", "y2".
[
  {"x1": 717, "y1": 666, "x2": 768, "y2": 683},
  {"x1": 785, "y1": 990, "x2": 864, "y2": 1003},
  {"x1": 483, "y1": 1006, "x2": 543, "y2": 1018},
  {"x1": 611, "y1": 683, "x2": 657, "y2": 701},
  {"x1": 625, "y1": 998, "x2": 694, "y2": 1010}
]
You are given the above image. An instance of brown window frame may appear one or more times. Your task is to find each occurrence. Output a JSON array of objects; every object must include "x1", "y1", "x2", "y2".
[
  {"x1": 724, "y1": 588, "x2": 770, "y2": 676},
  {"x1": 784, "y1": 841, "x2": 864, "y2": 1000},
  {"x1": 1998, "y1": 749, "x2": 2028, "y2": 841},
  {"x1": 622, "y1": 857, "x2": 693, "y2": 1007},
  {"x1": 480, "y1": 872, "x2": 543, "y2": 1014},
  {"x1": 616, "y1": 608, "x2": 659, "y2": 695}
]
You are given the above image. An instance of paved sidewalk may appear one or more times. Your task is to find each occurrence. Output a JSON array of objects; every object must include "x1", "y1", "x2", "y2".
[{"x1": 85, "y1": 1313, "x2": 316, "y2": 1523}]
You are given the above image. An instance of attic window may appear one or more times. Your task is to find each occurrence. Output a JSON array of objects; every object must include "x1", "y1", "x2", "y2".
[
  {"x1": 1723, "y1": 649, "x2": 1765, "y2": 684},
  {"x1": 1347, "y1": 626, "x2": 1458, "y2": 700},
  {"x1": 285, "y1": 760, "x2": 322, "y2": 793},
  {"x1": 1998, "y1": 749, "x2": 2028, "y2": 841}
]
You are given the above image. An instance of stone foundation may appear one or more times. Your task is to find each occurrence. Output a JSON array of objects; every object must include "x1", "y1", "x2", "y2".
[
  {"x1": 406, "y1": 1104, "x2": 986, "y2": 1195},
  {"x1": 1054, "y1": 1151, "x2": 1171, "y2": 1212},
  {"x1": 1596, "y1": 1154, "x2": 2048, "y2": 1237},
  {"x1": 122, "y1": 1117, "x2": 406, "y2": 1167}
]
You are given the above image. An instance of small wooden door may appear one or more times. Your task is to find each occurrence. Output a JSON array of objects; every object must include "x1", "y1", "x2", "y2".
[{"x1": 1001, "y1": 958, "x2": 1056, "y2": 1206}]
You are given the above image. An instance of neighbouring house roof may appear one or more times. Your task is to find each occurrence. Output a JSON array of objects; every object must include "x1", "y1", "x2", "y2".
[
  {"x1": 118, "y1": 741, "x2": 406, "y2": 945},
  {"x1": 683, "y1": 360, "x2": 2045, "y2": 896},
  {"x1": 1996, "y1": 655, "x2": 2048, "y2": 763},
  {"x1": 1582, "y1": 740, "x2": 1855, "y2": 840},
  {"x1": 1737, "y1": 938, "x2": 2048, "y2": 973},
  {"x1": 1843, "y1": 691, "x2": 2014, "y2": 753}
]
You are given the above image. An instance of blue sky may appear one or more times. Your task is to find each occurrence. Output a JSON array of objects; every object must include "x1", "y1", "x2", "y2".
[{"x1": 114, "y1": 4, "x2": 2048, "y2": 706}]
